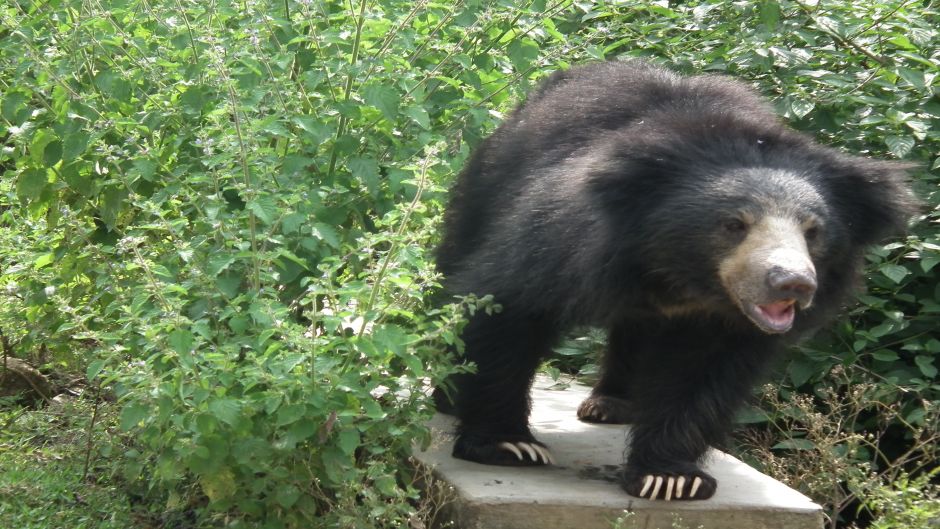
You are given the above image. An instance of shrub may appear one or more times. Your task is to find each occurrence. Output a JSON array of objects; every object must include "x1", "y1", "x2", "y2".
[{"x1": 0, "y1": 0, "x2": 612, "y2": 525}]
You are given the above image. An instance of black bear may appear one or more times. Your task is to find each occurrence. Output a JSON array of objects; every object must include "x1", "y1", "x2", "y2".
[{"x1": 434, "y1": 60, "x2": 917, "y2": 501}]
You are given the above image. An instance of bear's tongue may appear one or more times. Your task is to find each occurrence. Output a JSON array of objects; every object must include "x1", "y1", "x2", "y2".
[{"x1": 756, "y1": 299, "x2": 796, "y2": 331}]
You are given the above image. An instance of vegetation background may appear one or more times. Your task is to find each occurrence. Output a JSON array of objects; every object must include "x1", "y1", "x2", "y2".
[{"x1": 0, "y1": 0, "x2": 937, "y2": 528}]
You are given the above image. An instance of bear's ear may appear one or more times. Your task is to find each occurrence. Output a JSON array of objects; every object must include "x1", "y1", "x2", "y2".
[{"x1": 825, "y1": 157, "x2": 920, "y2": 247}]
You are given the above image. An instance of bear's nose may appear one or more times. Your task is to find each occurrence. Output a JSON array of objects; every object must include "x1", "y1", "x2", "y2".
[{"x1": 767, "y1": 266, "x2": 817, "y2": 305}]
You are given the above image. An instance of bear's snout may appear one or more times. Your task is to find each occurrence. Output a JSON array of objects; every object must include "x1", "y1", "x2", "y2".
[
  {"x1": 719, "y1": 215, "x2": 819, "y2": 334},
  {"x1": 766, "y1": 265, "x2": 817, "y2": 308}
]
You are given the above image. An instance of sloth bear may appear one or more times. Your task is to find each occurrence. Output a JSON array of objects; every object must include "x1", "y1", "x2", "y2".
[{"x1": 434, "y1": 60, "x2": 916, "y2": 501}]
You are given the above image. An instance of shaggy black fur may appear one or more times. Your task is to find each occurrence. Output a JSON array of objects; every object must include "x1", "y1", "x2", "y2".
[{"x1": 435, "y1": 60, "x2": 916, "y2": 500}]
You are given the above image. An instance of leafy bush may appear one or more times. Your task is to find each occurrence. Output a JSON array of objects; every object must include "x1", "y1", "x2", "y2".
[{"x1": 0, "y1": 0, "x2": 618, "y2": 526}]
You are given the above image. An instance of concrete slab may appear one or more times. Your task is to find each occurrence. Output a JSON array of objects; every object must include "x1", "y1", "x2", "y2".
[{"x1": 415, "y1": 377, "x2": 823, "y2": 529}]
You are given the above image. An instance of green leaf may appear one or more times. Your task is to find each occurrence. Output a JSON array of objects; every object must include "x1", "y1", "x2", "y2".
[
  {"x1": 86, "y1": 360, "x2": 106, "y2": 381},
  {"x1": 201, "y1": 470, "x2": 237, "y2": 503},
  {"x1": 179, "y1": 85, "x2": 208, "y2": 114},
  {"x1": 99, "y1": 186, "x2": 128, "y2": 229},
  {"x1": 33, "y1": 252, "x2": 54, "y2": 269},
  {"x1": 16, "y1": 168, "x2": 48, "y2": 203},
  {"x1": 43, "y1": 140, "x2": 62, "y2": 167},
  {"x1": 276, "y1": 404, "x2": 306, "y2": 426},
  {"x1": 885, "y1": 135, "x2": 914, "y2": 158},
  {"x1": 228, "y1": 315, "x2": 249, "y2": 334},
  {"x1": 773, "y1": 438, "x2": 816, "y2": 451},
  {"x1": 373, "y1": 475, "x2": 399, "y2": 496},
  {"x1": 403, "y1": 106, "x2": 430, "y2": 129},
  {"x1": 216, "y1": 274, "x2": 242, "y2": 298},
  {"x1": 920, "y1": 256, "x2": 939, "y2": 273},
  {"x1": 281, "y1": 212, "x2": 306, "y2": 234},
  {"x1": 208, "y1": 398, "x2": 242, "y2": 426},
  {"x1": 320, "y1": 446, "x2": 351, "y2": 484},
  {"x1": 507, "y1": 39, "x2": 539, "y2": 72},
  {"x1": 735, "y1": 406, "x2": 769, "y2": 424},
  {"x1": 880, "y1": 264, "x2": 910, "y2": 284},
  {"x1": 168, "y1": 329, "x2": 194, "y2": 355},
  {"x1": 788, "y1": 358, "x2": 817, "y2": 387},
  {"x1": 120, "y1": 402, "x2": 149, "y2": 431},
  {"x1": 373, "y1": 324, "x2": 407, "y2": 357},
  {"x1": 311, "y1": 223, "x2": 340, "y2": 248},
  {"x1": 282, "y1": 421, "x2": 317, "y2": 447},
  {"x1": 914, "y1": 355, "x2": 937, "y2": 378},
  {"x1": 30, "y1": 129, "x2": 57, "y2": 165},
  {"x1": 208, "y1": 254, "x2": 237, "y2": 276},
  {"x1": 789, "y1": 97, "x2": 815, "y2": 119},
  {"x1": 275, "y1": 484, "x2": 301, "y2": 509},
  {"x1": 362, "y1": 84, "x2": 400, "y2": 122},
  {"x1": 897, "y1": 68, "x2": 927, "y2": 91},
  {"x1": 131, "y1": 158, "x2": 158, "y2": 181},
  {"x1": 869, "y1": 321, "x2": 898, "y2": 338},
  {"x1": 337, "y1": 428, "x2": 360, "y2": 455},
  {"x1": 292, "y1": 116, "x2": 331, "y2": 143},
  {"x1": 349, "y1": 157, "x2": 380, "y2": 197},
  {"x1": 247, "y1": 195, "x2": 278, "y2": 225},
  {"x1": 871, "y1": 349, "x2": 899, "y2": 362},
  {"x1": 1, "y1": 91, "x2": 27, "y2": 123},
  {"x1": 759, "y1": 0, "x2": 780, "y2": 28},
  {"x1": 62, "y1": 132, "x2": 89, "y2": 162}
]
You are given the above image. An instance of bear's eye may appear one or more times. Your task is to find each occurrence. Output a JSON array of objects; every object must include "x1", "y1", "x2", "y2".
[
  {"x1": 723, "y1": 218, "x2": 749, "y2": 234},
  {"x1": 805, "y1": 226, "x2": 820, "y2": 242}
]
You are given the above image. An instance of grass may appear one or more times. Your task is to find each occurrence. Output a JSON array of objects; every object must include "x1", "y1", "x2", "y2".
[{"x1": 0, "y1": 397, "x2": 138, "y2": 529}]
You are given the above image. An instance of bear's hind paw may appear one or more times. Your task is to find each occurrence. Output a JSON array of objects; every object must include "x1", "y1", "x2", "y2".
[
  {"x1": 624, "y1": 471, "x2": 716, "y2": 501},
  {"x1": 577, "y1": 394, "x2": 636, "y2": 424}
]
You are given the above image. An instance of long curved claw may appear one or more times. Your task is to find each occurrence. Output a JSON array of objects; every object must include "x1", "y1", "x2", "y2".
[
  {"x1": 497, "y1": 441, "x2": 524, "y2": 461},
  {"x1": 639, "y1": 475, "x2": 654, "y2": 497},
  {"x1": 649, "y1": 476, "x2": 664, "y2": 499},
  {"x1": 664, "y1": 476, "x2": 676, "y2": 501},
  {"x1": 531, "y1": 443, "x2": 555, "y2": 465},
  {"x1": 676, "y1": 476, "x2": 686, "y2": 499},
  {"x1": 518, "y1": 442, "x2": 538, "y2": 462},
  {"x1": 690, "y1": 476, "x2": 703, "y2": 498}
]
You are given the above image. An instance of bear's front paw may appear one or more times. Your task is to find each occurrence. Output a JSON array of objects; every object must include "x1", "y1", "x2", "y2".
[
  {"x1": 621, "y1": 468, "x2": 717, "y2": 501},
  {"x1": 453, "y1": 433, "x2": 554, "y2": 466},
  {"x1": 577, "y1": 394, "x2": 636, "y2": 424}
]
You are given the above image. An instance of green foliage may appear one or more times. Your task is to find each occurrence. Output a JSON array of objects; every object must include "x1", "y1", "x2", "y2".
[
  {"x1": 0, "y1": 399, "x2": 136, "y2": 529},
  {"x1": 864, "y1": 471, "x2": 940, "y2": 529},
  {"x1": 1, "y1": 0, "x2": 937, "y2": 527},
  {"x1": 0, "y1": 0, "x2": 613, "y2": 526}
]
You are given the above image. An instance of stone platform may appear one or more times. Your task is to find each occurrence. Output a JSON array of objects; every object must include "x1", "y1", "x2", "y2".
[{"x1": 414, "y1": 377, "x2": 823, "y2": 529}]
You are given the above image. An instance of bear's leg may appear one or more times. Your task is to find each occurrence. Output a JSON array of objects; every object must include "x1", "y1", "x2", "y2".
[
  {"x1": 450, "y1": 308, "x2": 559, "y2": 466},
  {"x1": 578, "y1": 324, "x2": 638, "y2": 424},
  {"x1": 618, "y1": 329, "x2": 769, "y2": 501}
]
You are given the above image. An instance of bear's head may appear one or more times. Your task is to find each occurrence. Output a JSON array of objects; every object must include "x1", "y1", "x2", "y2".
[
  {"x1": 623, "y1": 150, "x2": 917, "y2": 335},
  {"x1": 710, "y1": 169, "x2": 826, "y2": 333}
]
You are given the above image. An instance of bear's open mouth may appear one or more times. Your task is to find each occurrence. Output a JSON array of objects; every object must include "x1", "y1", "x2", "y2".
[{"x1": 746, "y1": 299, "x2": 796, "y2": 334}]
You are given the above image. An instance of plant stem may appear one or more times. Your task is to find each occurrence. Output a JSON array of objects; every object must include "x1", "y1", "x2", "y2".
[
  {"x1": 81, "y1": 384, "x2": 102, "y2": 482},
  {"x1": 327, "y1": 0, "x2": 370, "y2": 179}
]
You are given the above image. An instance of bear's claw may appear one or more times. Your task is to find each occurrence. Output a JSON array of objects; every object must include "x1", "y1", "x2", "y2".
[
  {"x1": 626, "y1": 471, "x2": 716, "y2": 501},
  {"x1": 498, "y1": 441, "x2": 555, "y2": 464},
  {"x1": 453, "y1": 432, "x2": 553, "y2": 466}
]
